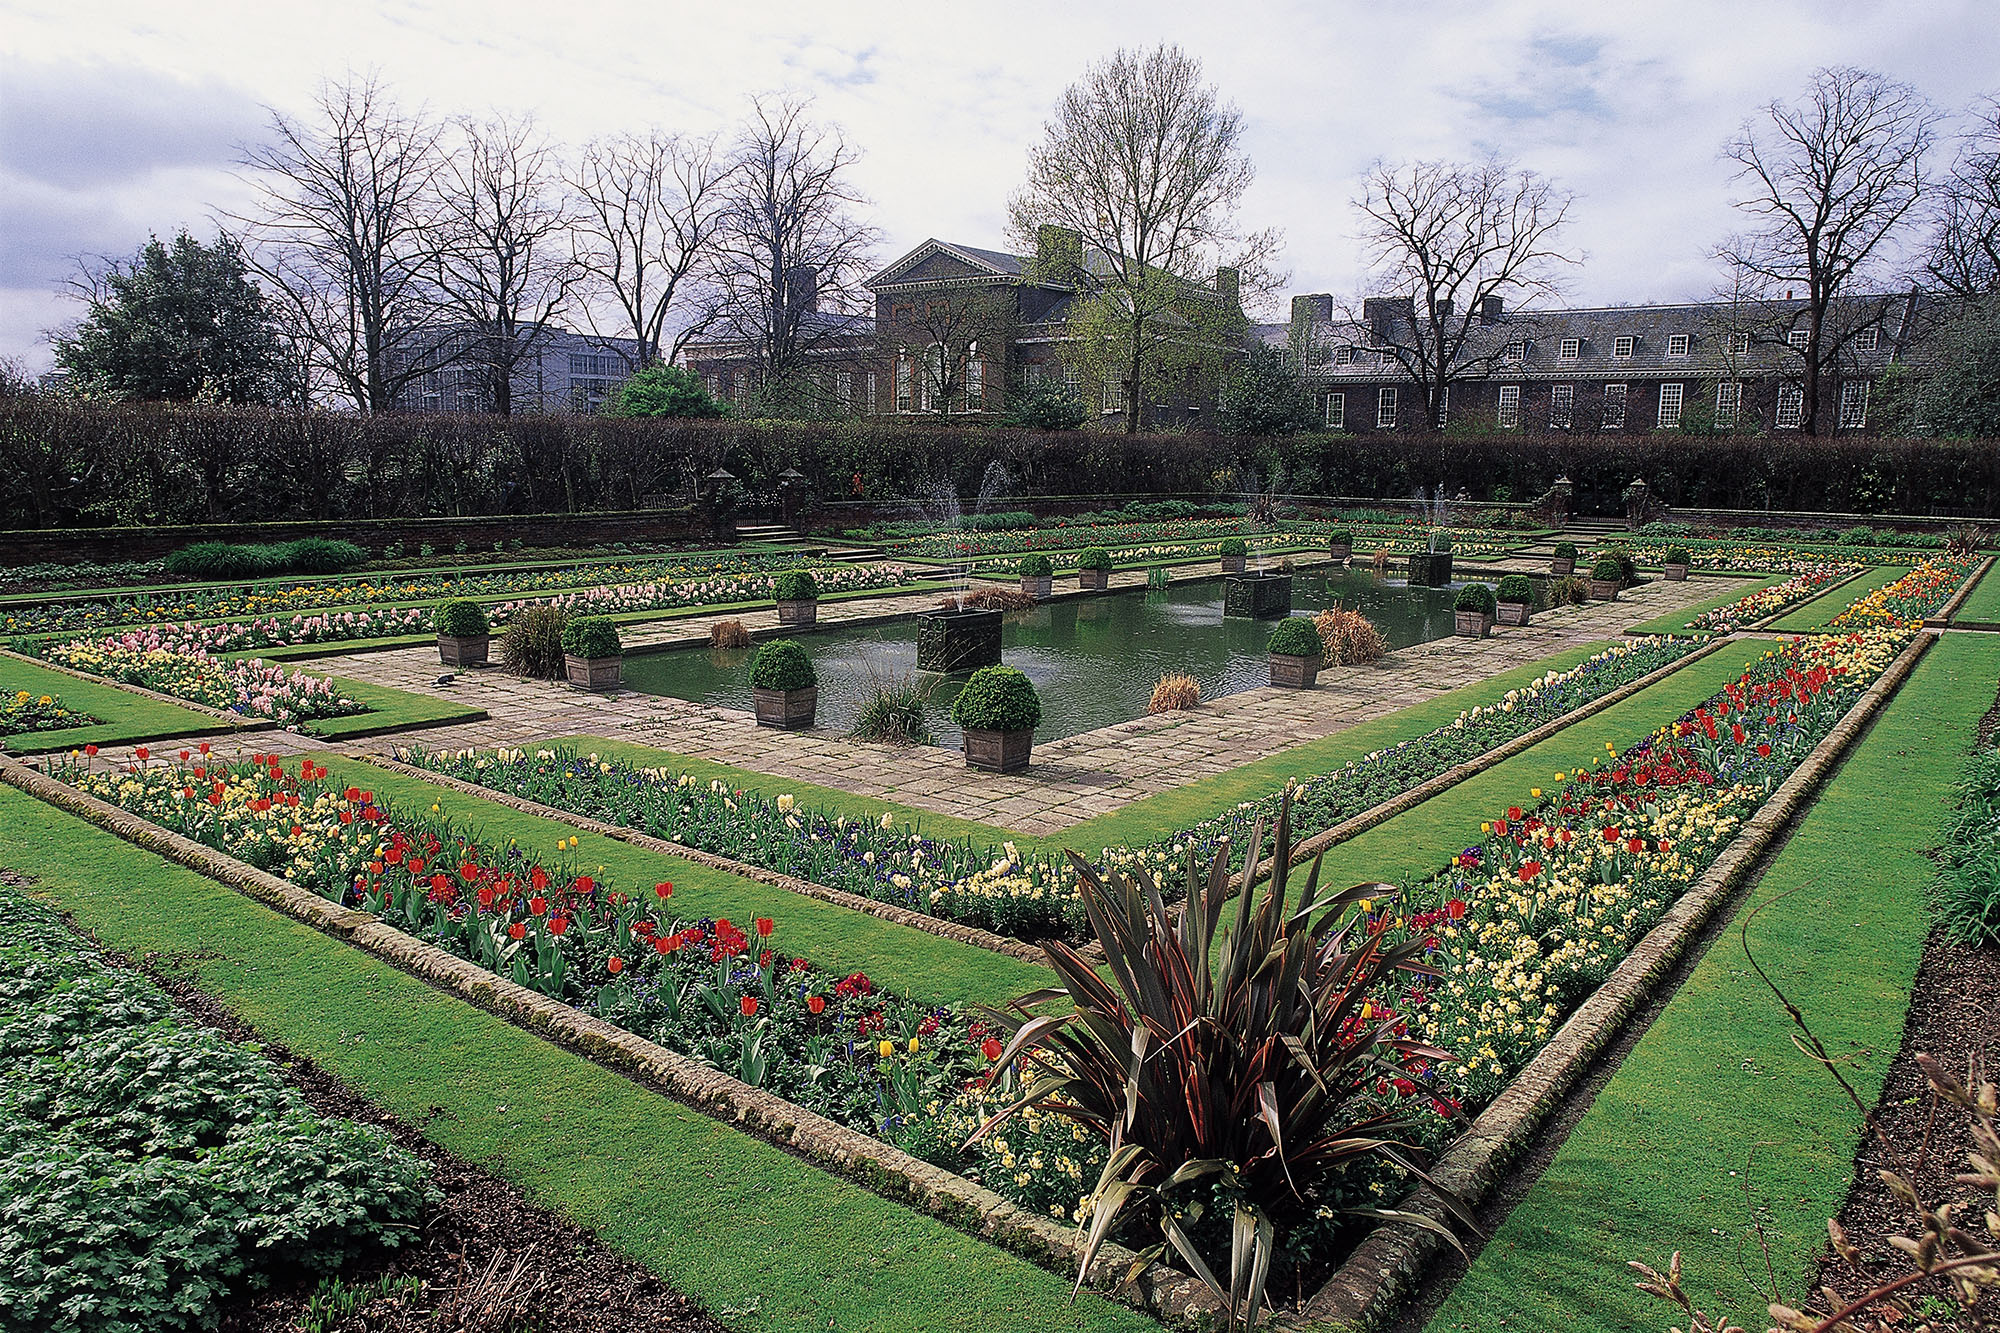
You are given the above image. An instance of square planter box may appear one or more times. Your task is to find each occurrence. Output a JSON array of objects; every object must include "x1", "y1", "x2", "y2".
[
  {"x1": 752, "y1": 685, "x2": 817, "y2": 730},
  {"x1": 1077, "y1": 569, "x2": 1112, "y2": 591},
  {"x1": 963, "y1": 727, "x2": 1033, "y2": 774},
  {"x1": 1220, "y1": 554, "x2": 1247, "y2": 575},
  {"x1": 1454, "y1": 610, "x2": 1493, "y2": 638},
  {"x1": 1020, "y1": 574, "x2": 1052, "y2": 599},
  {"x1": 916, "y1": 608, "x2": 1003, "y2": 673},
  {"x1": 1327, "y1": 541, "x2": 1352, "y2": 565},
  {"x1": 1269, "y1": 652, "x2": 1321, "y2": 688},
  {"x1": 437, "y1": 634, "x2": 489, "y2": 667},
  {"x1": 1496, "y1": 600, "x2": 1532, "y2": 627},
  {"x1": 1550, "y1": 556, "x2": 1576, "y2": 576},
  {"x1": 564, "y1": 654, "x2": 623, "y2": 689},
  {"x1": 1588, "y1": 579, "x2": 1622, "y2": 601},
  {"x1": 1663, "y1": 563, "x2": 1689, "y2": 581},
  {"x1": 1223, "y1": 573, "x2": 1293, "y2": 619},
  {"x1": 1408, "y1": 552, "x2": 1454, "y2": 586},
  {"x1": 775, "y1": 598, "x2": 818, "y2": 626}
]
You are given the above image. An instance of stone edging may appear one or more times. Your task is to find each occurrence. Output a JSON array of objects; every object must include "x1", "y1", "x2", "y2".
[
  {"x1": 1291, "y1": 628, "x2": 1935, "y2": 1331},
  {"x1": 358, "y1": 752, "x2": 1050, "y2": 966},
  {"x1": 0, "y1": 645, "x2": 279, "y2": 732},
  {"x1": 0, "y1": 751, "x2": 1222, "y2": 1327},
  {"x1": 1927, "y1": 554, "x2": 1994, "y2": 628}
]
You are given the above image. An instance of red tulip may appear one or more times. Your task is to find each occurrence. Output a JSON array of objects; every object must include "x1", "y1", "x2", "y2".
[
  {"x1": 739, "y1": 995, "x2": 759, "y2": 1017},
  {"x1": 655, "y1": 881, "x2": 673, "y2": 899},
  {"x1": 198, "y1": 742, "x2": 211, "y2": 755},
  {"x1": 1626, "y1": 836, "x2": 1645, "y2": 854},
  {"x1": 83, "y1": 744, "x2": 98, "y2": 757},
  {"x1": 607, "y1": 956, "x2": 624, "y2": 974},
  {"x1": 528, "y1": 896, "x2": 547, "y2": 916},
  {"x1": 548, "y1": 916, "x2": 569, "y2": 935},
  {"x1": 981, "y1": 1037, "x2": 1004, "y2": 1061},
  {"x1": 507, "y1": 922, "x2": 526, "y2": 940},
  {"x1": 134, "y1": 746, "x2": 149, "y2": 760},
  {"x1": 755, "y1": 917, "x2": 774, "y2": 937},
  {"x1": 807, "y1": 995, "x2": 826, "y2": 1015},
  {"x1": 1756, "y1": 743, "x2": 1772, "y2": 757},
  {"x1": 1445, "y1": 898, "x2": 1467, "y2": 920},
  {"x1": 1518, "y1": 861, "x2": 1541, "y2": 881}
]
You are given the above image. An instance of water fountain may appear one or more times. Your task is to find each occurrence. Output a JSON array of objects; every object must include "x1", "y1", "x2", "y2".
[
  {"x1": 1407, "y1": 485, "x2": 1456, "y2": 586},
  {"x1": 914, "y1": 464, "x2": 1010, "y2": 672},
  {"x1": 1223, "y1": 471, "x2": 1293, "y2": 617}
]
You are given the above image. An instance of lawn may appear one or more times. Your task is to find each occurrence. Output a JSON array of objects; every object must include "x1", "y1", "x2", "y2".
[
  {"x1": 1424, "y1": 631, "x2": 2000, "y2": 1333},
  {"x1": 0, "y1": 783, "x2": 1156, "y2": 1333},
  {"x1": 0, "y1": 653, "x2": 248, "y2": 753},
  {"x1": 301, "y1": 674, "x2": 486, "y2": 738},
  {"x1": 1765, "y1": 564, "x2": 1911, "y2": 632},
  {"x1": 1952, "y1": 557, "x2": 2000, "y2": 627}
]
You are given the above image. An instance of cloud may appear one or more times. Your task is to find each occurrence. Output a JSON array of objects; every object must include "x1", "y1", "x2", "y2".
[{"x1": 0, "y1": 61, "x2": 265, "y2": 190}]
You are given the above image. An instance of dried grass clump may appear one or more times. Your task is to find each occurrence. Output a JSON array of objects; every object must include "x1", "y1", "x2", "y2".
[
  {"x1": 708, "y1": 618, "x2": 751, "y2": 648},
  {"x1": 937, "y1": 587, "x2": 1038, "y2": 611},
  {"x1": 1148, "y1": 672, "x2": 1201, "y2": 713},
  {"x1": 1547, "y1": 574, "x2": 1591, "y2": 606},
  {"x1": 1313, "y1": 607, "x2": 1386, "y2": 666}
]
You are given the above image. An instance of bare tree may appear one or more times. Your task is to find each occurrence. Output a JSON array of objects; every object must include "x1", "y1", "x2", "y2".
[
  {"x1": 571, "y1": 130, "x2": 731, "y2": 367},
  {"x1": 1009, "y1": 45, "x2": 1274, "y2": 434},
  {"x1": 1923, "y1": 95, "x2": 2000, "y2": 298},
  {"x1": 880, "y1": 287, "x2": 1016, "y2": 414},
  {"x1": 432, "y1": 113, "x2": 579, "y2": 415},
  {"x1": 233, "y1": 74, "x2": 452, "y2": 413},
  {"x1": 1345, "y1": 157, "x2": 1578, "y2": 431},
  {"x1": 1719, "y1": 67, "x2": 1939, "y2": 435},
  {"x1": 707, "y1": 95, "x2": 878, "y2": 401}
]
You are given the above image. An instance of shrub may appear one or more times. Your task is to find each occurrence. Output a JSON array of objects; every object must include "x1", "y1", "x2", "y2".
[
  {"x1": 949, "y1": 666, "x2": 1042, "y2": 732},
  {"x1": 161, "y1": 539, "x2": 367, "y2": 581},
  {"x1": 1148, "y1": 671, "x2": 1201, "y2": 712},
  {"x1": 1553, "y1": 540, "x2": 1579, "y2": 560},
  {"x1": 708, "y1": 618, "x2": 751, "y2": 649},
  {"x1": 1590, "y1": 554, "x2": 1628, "y2": 583},
  {"x1": 1019, "y1": 553, "x2": 1054, "y2": 577},
  {"x1": 432, "y1": 599, "x2": 488, "y2": 637},
  {"x1": 773, "y1": 569, "x2": 819, "y2": 601},
  {"x1": 559, "y1": 616, "x2": 621, "y2": 660},
  {"x1": 1267, "y1": 616, "x2": 1324, "y2": 659},
  {"x1": 1075, "y1": 546, "x2": 1114, "y2": 571},
  {"x1": 1218, "y1": 537, "x2": 1248, "y2": 557},
  {"x1": 601, "y1": 363, "x2": 727, "y2": 418},
  {"x1": 1455, "y1": 583, "x2": 1498, "y2": 616},
  {"x1": 1312, "y1": 607, "x2": 1385, "y2": 665},
  {"x1": 281, "y1": 537, "x2": 368, "y2": 573},
  {"x1": 1933, "y1": 747, "x2": 2000, "y2": 946},
  {"x1": 500, "y1": 605, "x2": 569, "y2": 678},
  {"x1": 850, "y1": 673, "x2": 934, "y2": 745},
  {"x1": 1325, "y1": 527, "x2": 1353, "y2": 545},
  {"x1": 1549, "y1": 574, "x2": 1590, "y2": 605},
  {"x1": 748, "y1": 638, "x2": 816, "y2": 691},
  {"x1": 1497, "y1": 574, "x2": 1535, "y2": 604},
  {"x1": 1662, "y1": 546, "x2": 1692, "y2": 567},
  {"x1": 1603, "y1": 546, "x2": 1640, "y2": 583}
]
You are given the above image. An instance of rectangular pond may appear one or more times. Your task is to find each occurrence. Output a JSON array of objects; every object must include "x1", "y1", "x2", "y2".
[{"x1": 621, "y1": 570, "x2": 1471, "y2": 747}]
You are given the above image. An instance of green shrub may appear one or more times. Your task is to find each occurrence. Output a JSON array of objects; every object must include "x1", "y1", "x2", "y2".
[
  {"x1": 773, "y1": 569, "x2": 820, "y2": 601},
  {"x1": 1454, "y1": 583, "x2": 1498, "y2": 616},
  {"x1": 502, "y1": 605, "x2": 569, "y2": 678},
  {"x1": 748, "y1": 638, "x2": 817, "y2": 691},
  {"x1": 432, "y1": 599, "x2": 489, "y2": 637},
  {"x1": 1018, "y1": 554, "x2": 1054, "y2": 577},
  {"x1": 1267, "y1": 616, "x2": 1324, "y2": 658},
  {"x1": 1548, "y1": 574, "x2": 1590, "y2": 605},
  {"x1": 1496, "y1": 574, "x2": 1535, "y2": 604},
  {"x1": 162, "y1": 538, "x2": 367, "y2": 581},
  {"x1": 1662, "y1": 546, "x2": 1692, "y2": 566},
  {"x1": 1076, "y1": 547, "x2": 1114, "y2": 571},
  {"x1": 849, "y1": 674, "x2": 933, "y2": 745},
  {"x1": 280, "y1": 538, "x2": 368, "y2": 573},
  {"x1": 1605, "y1": 547, "x2": 1639, "y2": 583},
  {"x1": 1325, "y1": 527, "x2": 1353, "y2": 545},
  {"x1": 601, "y1": 363, "x2": 727, "y2": 418},
  {"x1": 1932, "y1": 747, "x2": 2000, "y2": 946},
  {"x1": 1219, "y1": 537, "x2": 1248, "y2": 557},
  {"x1": 1553, "y1": 540, "x2": 1579, "y2": 560},
  {"x1": 560, "y1": 616, "x2": 621, "y2": 660},
  {"x1": 1590, "y1": 554, "x2": 1627, "y2": 582},
  {"x1": 950, "y1": 666, "x2": 1042, "y2": 732}
]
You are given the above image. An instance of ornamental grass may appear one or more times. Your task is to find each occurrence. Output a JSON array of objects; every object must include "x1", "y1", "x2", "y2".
[
  {"x1": 1314, "y1": 606, "x2": 1387, "y2": 665},
  {"x1": 1147, "y1": 671, "x2": 1202, "y2": 713},
  {"x1": 500, "y1": 605, "x2": 569, "y2": 679},
  {"x1": 708, "y1": 618, "x2": 751, "y2": 649}
]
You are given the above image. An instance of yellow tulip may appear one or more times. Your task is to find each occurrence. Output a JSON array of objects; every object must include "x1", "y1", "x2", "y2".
[
  {"x1": 878, "y1": 1039, "x2": 895, "y2": 1059},
  {"x1": 907, "y1": 1037, "x2": 921, "y2": 1054}
]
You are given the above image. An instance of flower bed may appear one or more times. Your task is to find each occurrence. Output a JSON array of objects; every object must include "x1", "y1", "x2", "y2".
[
  {"x1": 0, "y1": 687, "x2": 99, "y2": 734},
  {"x1": 893, "y1": 516, "x2": 1516, "y2": 563},
  {"x1": 42, "y1": 631, "x2": 364, "y2": 727},
  {"x1": 1827, "y1": 556, "x2": 1977, "y2": 630},
  {"x1": 487, "y1": 564, "x2": 907, "y2": 623},
  {"x1": 1629, "y1": 540, "x2": 1928, "y2": 573},
  {"x1": 1681, "y1": 562, "x2": 1860, "y2": 632}
]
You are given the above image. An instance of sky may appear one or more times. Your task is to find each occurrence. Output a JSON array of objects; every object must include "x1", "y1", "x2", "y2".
[{"x1": 3, "y1": 0, "x2": 1997, "y2": 372}]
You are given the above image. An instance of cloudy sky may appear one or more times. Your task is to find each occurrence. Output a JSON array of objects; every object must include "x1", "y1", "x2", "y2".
[{"x1": 3, "y1": 0, "x2": 1996, "y2": 371}]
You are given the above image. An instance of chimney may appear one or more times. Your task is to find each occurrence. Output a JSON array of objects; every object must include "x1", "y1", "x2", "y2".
[
  {"x1": 1215, "y1": 266, "x2": 1240, "y2": 309},
  {"x1": 1035, "y1": 224, "x2": 1082, "y2": 281},
  {"x1": 1291, "y1": 293, "x2": 1333, "y2": 327},
  {"x1": 785, "y1": 265, "x2": 818, "y2": 315},
  {"x1": 1432, "y1": 298, "x2": 1453, "y2": 320},
  {"x1": 1479, "y1": 295, "x2": 1505, "y2": 325},
  {"x1": 1362, "y1": 296, "x2": 1414, "y2": 334}
]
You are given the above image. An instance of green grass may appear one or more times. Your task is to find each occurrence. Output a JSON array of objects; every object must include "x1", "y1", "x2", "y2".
[
  {"x1": 1765, "y1": 564, "x2": 1910, "y2": 633},
  {"x1": 300, "y1": 675, "x2": 486, "y2": 739},
  {"x1": 0, "y1": 655, "x2": 247, "y2": 753},
  {"x1": 1952, "y1": 558, "x2": 2000, "y2": 627},
  {"x1": 0, "y1": 785, "x2": 1155, "y2": 1333},
  {"x1": 1622, "y1": 575, "x2": 1780, "y2": 636},
  {"x1": 1425, "y1": 631, "x2": 2000, "y2": 1333},
  {"x1": 310, "y1": 754, "x2": 1053, "y2": 1012}
]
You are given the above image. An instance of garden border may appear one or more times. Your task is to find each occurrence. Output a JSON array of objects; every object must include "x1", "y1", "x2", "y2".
[
  {"x1": 0, "y1": 644, "x2": 278, "y2": 733},
  {"x1": 1927, "y1": 553, "x2": 1995, "y2": 627},
  {"x1": 1290, "y1": 627, "x2": 1936, "y2": 1332},
  {"x1": 1745, "y1": 564, "x2": 1871, "y2": 633},
  {"x1": 0, "y1": 750, "x2": 1224, "y2": 1329}
]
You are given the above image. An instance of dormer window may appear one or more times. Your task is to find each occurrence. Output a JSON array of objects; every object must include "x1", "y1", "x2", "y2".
[
  {"x1": 1334, "y1": 345, "x2": 1355, "y2": 366},
  {"x1": 1613, "y1": 335, "x2": 1635, "y2": 359},
  {"x1": 1503, "y1": 340, "x2": 1526, "y2": 362},
  {"x1": 1854, "y1": 327, "x2": 1879, "y2": 352},
  {"x1": 1728, "y1": 332, "x2": 1751, "y2": 354},
  {"x1": 1667, "y1": 333, "x2": 1689, "y2": 357},
  {"x1": 1788, "y1": 328, "x2": 1810, "y2": 350},
  {"x1": 1558, "y1": 337, "x2": 1580, "y2": 362}
]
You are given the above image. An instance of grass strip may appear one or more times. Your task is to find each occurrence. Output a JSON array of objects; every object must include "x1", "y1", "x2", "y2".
[
  {"x1": 0, "y1": 655, "x2": 245, "y2": 754},
  {"x1": 1622, "y1": 575, "x2": 1781, "y2": 636},
  {"x1": 1766, "y1": 564, "x2": 1912, "y2": 632},
  {"x1": 1423, "y1": 631, "x2": 2000, "y2": 1333},
  {"x1": 0, "y1": 784, "x2": 1155, "y2": 1333},
  {"x1": 1952, "y1": 557, "x2": 2000, "y2": 626},
  {"x1": 301, "y1": 676, "x2": 486, "y2": 739}
]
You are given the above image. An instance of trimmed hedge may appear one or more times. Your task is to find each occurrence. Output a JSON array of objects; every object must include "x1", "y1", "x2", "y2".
[
  {"x1": 748, "y1": 639, "x2": 817, "y2": 691},
  {"x1": 773, "y1": 569, "x2": 820, "y2": 601},
  {"x1": 949, "y1": 666, "x2": 1042, "y2": 733},
  {"x1": 1497, "y1": 574, "x2": 1535, "y2": 604},
  {"x1": 1591, "y1": 554, "x2": 1627, "y2": 582},
  {"x1": 1219, "y1": 537, "x2": 1248, "y2": 556},
  {"x1": 1662, "y1": 546, "x2": 1693, "y2": 566},
  {"x1": 162, "y1": 537, "x2": 367, "y2": 580},
  {"x1": 1553, "y1": 540, "x2": 1579, "y2": 560},
  {"x1": 1075, "y1": 547, "x2": 1114, "y2": 571},
  {"x1": 559, "y1": 616, "x2": 621, "y2": 660},
  {"x1": 1455, "y1": 583, "x2": 1499, "y2": 616},
  {"x1": 1267, "y1": 616, "x2": 1325, "y2": 658},
  {"x1": 433, "y1": 598, "x2": 489, "y2": 637},
  {"x1": 1018, "y1": 554, "x2": 1054, "y2": 577},
  {"x1": 1325, "y1": 527, "x2": 1353, "y2": 544}
]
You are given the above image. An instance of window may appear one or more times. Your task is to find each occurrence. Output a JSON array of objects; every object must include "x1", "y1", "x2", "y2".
[
  {"x1": 1376, "y1": 386, "x2": 1398, "y2": 429},
  {"x1": 894, "y1": 356, "x2": 913, "y2": 413},
  {"x1": 965, "y1": 357, "x2": 984, "y2": 411},
  {"x1": 1023, "y1": 361, "x2": 1042, "y2": 388},
  {"x1": 1839, "y1": 380, "x2": 1869, "y2": 429},
  {"x1": 921, "y1": 345, "x2": 947, "y2": 412},
  {"x1": 1324, "y1": 392, "x2": 1345, "y2": 429},
  {"x1": 1657, "y1": 382, "x2": 1684, "y2": 428},
  {"x1": 1728, "y1": 331, "x2": 1751, "y2": 355},
  {"x1": 1497, "y1": 383, "x2": 1521, "y2": 428},
  {"x1": 1550, "y1": 383, "x2": 1574, "y2": 428},
  {"x1": 1306, "y1": 342, "x2": 1329, "y2": 368},
  {"x1": 1334, "y1": 345, "x2": 1355, "y2": 366},
  {"x1": 1558, "y1": 337, "x2": 1581, "y2": 362},
  {"x1": 1613, "y1": 335, "x2": 1635, "y2": 359},
  {"x1": 1503, "y1": 340, "x2": 1526, "y2": 362},
  {"x1": 1102, "y1": 378, "x2": 1126, "y2": 414},
  {"x1": 1062, "y1": 361, "x2": 1080, "y2": 389},
  {"x1": 1715, "y1": 381, "x2": 1742, "y2": 428},
  {"x1": 1436, "y1": 387, "x2": 1449, "y2": 428},
  {"x1": 1775, "y1": 383, "x2": 1804, "y2": 429},
  {"x1": 567, "y1": 352, "x2": 626, "y2": 378},
  {"x1": 1854, "y1": 327, "x2": 1879, "y2": 352},
  {"x1": 1602, "y1": 383, "x2": 1628, "y2": 429},
  {"x1": 1667, "y1": 333, "x2": 1689, "y2": 357},
  {"x1": 865, "y1": 371, "x2": 878, "y2": 413},
  {"x1": 1788, "y1": 328, "x2": 1810, "y2": 350},
  {"x1": 835, "y1": 370, "x2": 853, "y2": 412}
]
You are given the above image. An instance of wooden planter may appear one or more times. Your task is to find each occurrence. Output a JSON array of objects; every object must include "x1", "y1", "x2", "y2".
[
  {"x1": 752, "y1": 685, "x2": 817, "y2": 730},
  {"x1": 1077, "y1": 569, "x2": 1111, "y2": 591},
  {"x1": 437, "y1": 633, "x2": 489, "y2": 667},
  {"x1": 1328, "y1": 541, "x2": 1352, "y2": 565},
  {"x1": 1496, "y1": 600, "x2": 1532, "y2": 627},
  {"x1": 1223, "y1": 573, "x2": 1293, "y2": 619},
  {"x1": 1663, "y1": 563, "x2": 1689, "y2": 582},
  {"x1": 1550, "y1": 556, "x2": 1576, "y2": 576},
  {"x1": 916, "y1": 608, "x2": 1003, "y2": 673},
  {"x1": 1020, "y1": 574, "x2": 1052, "y2": 599},
  {"x1": 1408, "y1": 552, "x2": 1454, "y2": 586},
  {"x1": 1454, "y1": 610, "x2": 1493, "y2": 638},
  {"x1": 963, "y1": 727, "x2": 1033, "y2": 774},
  {"x1": 775, "y1": 598, "x2": 819, "y2": 627},
  {"x1": 1220, "y1": 554, "x2": 1247, "y2": 575},
  {"x1": 1588, "y1": 579, "x2": 1622, "y2": 601},
  {"x1": 564, "y1": 654, "x2": 623, "y2": 689},
  {"x1": 1269, "y1": 652, "x2": 1321, "y2": 689}
]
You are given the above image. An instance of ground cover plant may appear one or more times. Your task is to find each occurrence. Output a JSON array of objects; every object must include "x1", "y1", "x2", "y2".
[
  {"x1": 1931, "y1": 743, "x2": 2000, "y2": 945},
  {"x1": 41, "y1": 630, "x2": 364, "y2": 728},
  {"x1": 0, "y1": 686, "x2": 99, "y2": 734},
  {"x1": 0, "y1": 879, "x2": 429, "y2": 1333}
]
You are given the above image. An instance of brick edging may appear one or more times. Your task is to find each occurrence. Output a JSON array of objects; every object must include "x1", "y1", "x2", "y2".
[
  {"x1": 0, "y1": 645, "x2": 279, "y2": 732},
  {"x1": 1290, "y1": 629, "x2": 1935, "y2": 1331},
  {"x1": 0, "y1": 751, "x2": 1222, "y2": 1327},
  {"x1": 1926, "y1": 554, "x2": 1994, "y2": 627},
  {"x1": 358, "y1": 753, "x2": 1050, "y2": 965}
]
